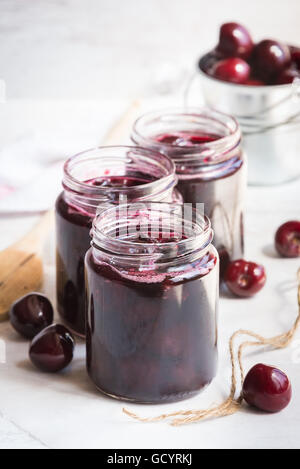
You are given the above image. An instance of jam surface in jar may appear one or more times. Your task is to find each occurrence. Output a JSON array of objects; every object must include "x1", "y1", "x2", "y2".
[
  {"x1": 86, "y1": 174, "x2": 157, "y2": 188},
  {"x1": 85, "y1": 203, "x2": 219, "y2": 403},
  {"x1": 155, "y1": 131, "x2": 219, "y2": 147}
]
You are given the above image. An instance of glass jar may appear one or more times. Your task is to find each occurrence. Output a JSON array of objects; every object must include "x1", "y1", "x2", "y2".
[
  {"x1": 55, "y1": 146, "x2": 180, "y2": 337},
  {"x1": 132, "y1": 108, "x2": 246, "y2": 277},
  {"x1": 85, "y1": 202, "x2": 219, "y2": 403}
]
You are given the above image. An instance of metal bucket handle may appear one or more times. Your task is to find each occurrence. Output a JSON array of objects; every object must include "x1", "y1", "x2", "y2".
[{"x1": 185, "y1": 71, "x2": 300, "y2": 135}]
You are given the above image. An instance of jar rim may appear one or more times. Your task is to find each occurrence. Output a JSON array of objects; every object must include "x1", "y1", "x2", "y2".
[
  {"x1": 131, "y1": 108, "x2": 241, "y2": 165},
  {"x1": 64, "y1": 145, "x2": 176, "y2": 193},
  {"x1": 91, "y1": 202, "x2": 213, "y2": 266}
]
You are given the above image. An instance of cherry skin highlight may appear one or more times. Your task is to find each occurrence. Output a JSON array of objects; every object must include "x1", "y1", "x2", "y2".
[
  {"x1": 212, "y1": 58, "x2": 250, "y2": 84},
  {"x1": 29, "y1": 324, "x2": 75, "y2": 373},
  {"x1": 9, "y1": 293, "x2": 54, "y2": 339},
  {"x1": 225, "y1": 259, "x2": 266, "y2": 297},
  {"x1": 253, "y1": 40, "x2": 291, "y2": 81},
  {"x1": 275, "y1": 221, "x2": 300, "y2": 258},
  {"x1": 242, "y1": 363, "x2": 292, "y2": 413},
  {"x1": 217, "y1": 22, "x2": 254, "y2": 60}
]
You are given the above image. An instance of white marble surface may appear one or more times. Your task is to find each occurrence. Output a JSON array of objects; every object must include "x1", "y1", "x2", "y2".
[
  {"x1": 0, "y1": 184, "x2": 300, "y2": 450},
  {"x1": 0, "y1": 0, "x2": 300, "y2": 450}
]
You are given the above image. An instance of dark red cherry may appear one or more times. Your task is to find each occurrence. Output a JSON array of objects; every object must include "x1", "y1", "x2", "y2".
[
  {"x1": 217, "y1": 22, "x2": 254, "y2": 60},
  {"x1": 9, "y1": 293, "x2": 53, "y2": 339},
  {"x1": 225, "y1": 259, "x2": 266, "y2": 297},
  {"x1": 275, "y1": 221, "x2": 300, "y2": 258},
  {"x1": 242, "y1": 364, "x2": 292, "y2": 413},
  {"x1": 276, "y1": 68, "x2": 300, "y2": 84},
  {"x1": 218, "y1": 248, "x2": 231, "y2": 279},
  {"x1": 253, "y1": 40, "x2": 291, "y2": 80},
  {"x1": 212, "y1": 58, "x2": 250, "y2": 84},
  {"x1": 290, "y1": 46, "x2": 300, "y2": 69},
  {"x1": 29, "y1": 324, "x2": 75, "y2": 373}
]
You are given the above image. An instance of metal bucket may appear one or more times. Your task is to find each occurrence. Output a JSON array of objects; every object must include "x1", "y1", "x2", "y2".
[{"x1": 198, "y1": 68, "x2": 300, "y2": 186}]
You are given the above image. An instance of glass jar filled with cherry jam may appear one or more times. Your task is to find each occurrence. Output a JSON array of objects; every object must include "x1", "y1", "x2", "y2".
[
  {"x1": 55, "y1": 146, "x2": 180, "y2": 337},
  {"x1": 132, "y1": 109, "x2": 246, "y2": 277},
  {"x1": 85, "y1": 202, "x2": 219, "y2": 403}
]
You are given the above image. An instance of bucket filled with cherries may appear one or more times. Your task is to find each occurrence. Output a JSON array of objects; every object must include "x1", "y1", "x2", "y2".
[{"x1": 198, "y1": 22, "x2": 300, "y2": 186}]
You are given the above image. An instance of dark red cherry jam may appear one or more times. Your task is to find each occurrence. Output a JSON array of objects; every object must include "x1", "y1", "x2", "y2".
[
  {"x1": 85, "y1": 203, "x2": 219, "y2": 403},
  {"x1": 132, "y1": 112, "x2": 245, "y2": 279},
  {"x1": 56, "y1": 175, "x2": 156, "y2": 336},
  {"x1": 56, "y1": 194, "x2": 94, "y2": 336},
  {"x1": 56, "y1": 146, "x2": 179, "y2": 336},
  {"x1": 192, "y1": 141, "x2": 246, "y2": 278},
  {"x1": 155, "y1": 131, "x2": 219, "y2": 146}
]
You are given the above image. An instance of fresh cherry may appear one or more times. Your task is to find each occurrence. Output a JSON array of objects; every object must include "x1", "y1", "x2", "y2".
[
  {"x1": 275, "y1": 221, "x2": 300, "y2": 258},
  {"x1": 290, "y1": 46, "x2": 300, "y2": 69},
  {"x1": 225, "y1": 259, "x2": 266, "y2": 297},
  {"x1": 29, "y1": 324, "x2": 75, "y2": 373},
  {"x1": 276, "y1": 68, "x2": 300, "y2": 84},
  {"x1": 9, "y1": 293, "x2": 53, "y2": 339},
  {"x1": 212, "y1": 58, "x2": 250, "y2": 84},
  {"x1": 217, "y1": 22, "x2": 254, "y2": 60},
  {"x1": 242, "y1": 364, "x2": 292, "y2": 413},
  {"x1": 253, "y1": 40, "x2": 291, "y2": 80},
  {"x1": 218, "y1": 248, "x2": 231, "y2": 279}
]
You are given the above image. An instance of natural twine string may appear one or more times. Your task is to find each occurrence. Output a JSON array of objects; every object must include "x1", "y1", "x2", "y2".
[{"x1": 123, "y1": 268, "x2": 300, "y2": 426}]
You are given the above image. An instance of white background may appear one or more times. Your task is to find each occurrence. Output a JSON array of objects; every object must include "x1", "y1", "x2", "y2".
[{"x1": 0, "y1": 0, "x2": 300, "y2": 449}]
